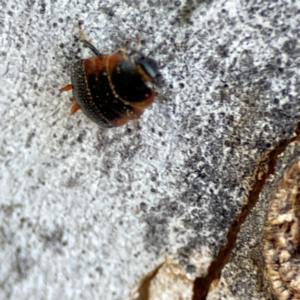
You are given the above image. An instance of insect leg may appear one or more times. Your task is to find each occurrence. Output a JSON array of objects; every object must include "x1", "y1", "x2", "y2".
[
  {"x1": 59, "y1": 84, "x2": 74, "y2": 92},
  {"x1": 78, "y1": 20, "x2": 101, "y2": 56}
]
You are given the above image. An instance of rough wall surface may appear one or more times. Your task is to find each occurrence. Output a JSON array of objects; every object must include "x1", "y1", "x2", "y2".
[
  {"x1": 222, "y1": 143, "x2": 300, "y2": 300},
  {"x1": 0, "y1": 0, "x2": 300, "y2": 299}
]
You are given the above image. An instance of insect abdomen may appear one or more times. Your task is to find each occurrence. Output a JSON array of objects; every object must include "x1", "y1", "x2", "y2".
[{"x1": 71, "y1": 59, "x2": 112, "y2": 127}]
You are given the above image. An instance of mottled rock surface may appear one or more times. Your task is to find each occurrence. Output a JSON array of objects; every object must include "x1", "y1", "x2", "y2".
[
  {"x1": 222, "y1": 143, "x2": 300, "y2": 300},
  {"x1": 0, "y1": 0, "x2": 300, "y2": 299}
]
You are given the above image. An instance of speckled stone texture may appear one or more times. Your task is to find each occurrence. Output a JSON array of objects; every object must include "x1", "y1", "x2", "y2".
[
  {"x1": 222, "y1": 143, "x2": 300, "y2": 300},
  {"x1": 1, "y1": 0, "x2": 300, "y2": 299}
]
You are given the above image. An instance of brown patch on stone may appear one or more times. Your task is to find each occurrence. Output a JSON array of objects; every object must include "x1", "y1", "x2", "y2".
[
  {"x1": 148, "y1": 260, "x2": 194, "y2": 300},
  {"x1": 133, "y1": 259, "x2": 196, "y2": 300},
  {"x1": 131, "y1": 263, "x2": 163, "y2": 300},
  {"x1": 263, "y1": 161, "x2": 300, "y2": 300}
]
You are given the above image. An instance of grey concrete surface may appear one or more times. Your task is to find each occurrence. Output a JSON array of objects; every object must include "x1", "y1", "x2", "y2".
[{"x1": 0, "y1": 0, "x2": 300, "y2": 299}]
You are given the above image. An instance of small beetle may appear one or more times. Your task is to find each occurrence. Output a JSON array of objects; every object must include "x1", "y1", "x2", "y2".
[{"x1": 60, "y1": 21, "x2": 162, "y2": 128}]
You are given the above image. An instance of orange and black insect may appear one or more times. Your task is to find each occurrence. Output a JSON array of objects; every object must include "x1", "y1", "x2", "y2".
[{"x1": 60, "y1": 21, "x2": 162, "y2": 128}]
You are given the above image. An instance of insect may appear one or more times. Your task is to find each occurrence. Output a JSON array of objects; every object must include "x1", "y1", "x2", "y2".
[{"x1": 60, "y1": 21, "x2": 162, "y2": 128}]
